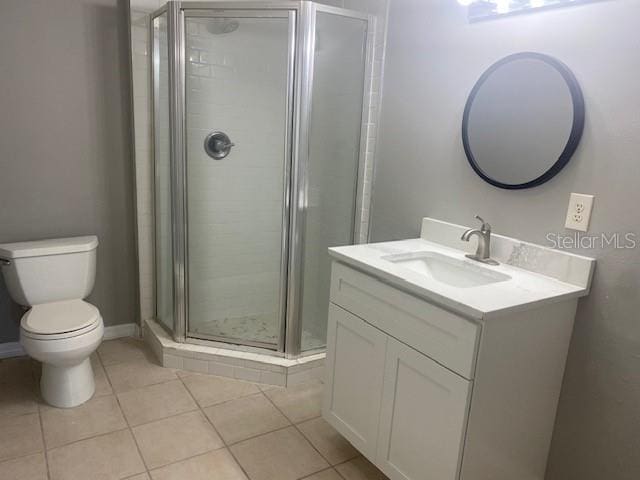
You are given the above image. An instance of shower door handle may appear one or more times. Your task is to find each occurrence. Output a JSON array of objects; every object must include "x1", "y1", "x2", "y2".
[{"x1": 204, "y1": 131, "x2": 235, "y2": 159}]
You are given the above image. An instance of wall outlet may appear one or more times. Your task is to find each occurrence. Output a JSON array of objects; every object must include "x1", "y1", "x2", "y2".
[{"x1": 565, "y1": 193, "x2": 594, "y2": 232}]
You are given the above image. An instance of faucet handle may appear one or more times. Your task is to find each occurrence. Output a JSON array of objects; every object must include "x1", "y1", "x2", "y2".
[{"x1": 474, "y1": 215, "x2": 491, "y2": 232}]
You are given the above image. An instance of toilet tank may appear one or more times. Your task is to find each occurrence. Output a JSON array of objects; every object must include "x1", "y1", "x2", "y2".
[{"x1": 0, "y1": 236, "x2": 98, "y2": 306}]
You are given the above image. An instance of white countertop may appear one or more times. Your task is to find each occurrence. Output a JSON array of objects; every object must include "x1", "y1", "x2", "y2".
[{"x1": 329, "y1": 238, "x2": 591, "y2": 320}]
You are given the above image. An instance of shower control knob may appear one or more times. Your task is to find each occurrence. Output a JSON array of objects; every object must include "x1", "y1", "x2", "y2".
[{"x1": 204, "y1": 131, "x2": 235, "y2": 159}]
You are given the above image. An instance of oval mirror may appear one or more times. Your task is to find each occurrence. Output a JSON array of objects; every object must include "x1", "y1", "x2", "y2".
[{"x1": 462, "y1": 52, "x2": 585, "y2": 189}]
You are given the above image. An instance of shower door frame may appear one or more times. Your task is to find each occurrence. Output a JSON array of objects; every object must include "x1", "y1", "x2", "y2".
[
  {"x1": 150, "y1": 1, "x2": 374, "y2": 358},
  {"x1": 285, "y1": 2, "x2": 374, "y2": 357}
]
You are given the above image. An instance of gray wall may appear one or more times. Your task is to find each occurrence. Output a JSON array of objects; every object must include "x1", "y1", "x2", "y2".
[
  {"x1": 0, "y1": 0, "x2": 137, "y2": 343},
  {"x1": 371, "y1": 0, "x2": 639, "y2": 479}
]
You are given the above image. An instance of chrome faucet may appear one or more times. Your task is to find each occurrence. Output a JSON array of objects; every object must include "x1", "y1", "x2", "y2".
[{"x1": 461, "y1": 215, "x2": 499, "y2": 265}]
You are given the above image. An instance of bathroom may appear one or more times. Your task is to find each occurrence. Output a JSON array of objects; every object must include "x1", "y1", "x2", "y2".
[{"x1": 0, "y1": 0, "x2": 637, "y2": 479}]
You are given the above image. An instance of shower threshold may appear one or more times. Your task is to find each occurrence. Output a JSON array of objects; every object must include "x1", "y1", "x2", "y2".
[{"x1": 143, "y1": 319, "x2": 325, "y2": 387}]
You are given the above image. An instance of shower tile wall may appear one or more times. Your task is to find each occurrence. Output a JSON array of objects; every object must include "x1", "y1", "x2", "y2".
[
  {"x1": 131, "y1": 9, "x2": 155, "y2": 322},
  {"x1": 185, "y1": 17, "x2": 288, "y2": 341},
  {"x1": 129, "y1": 0, "x2": 389, "y2": 328}
]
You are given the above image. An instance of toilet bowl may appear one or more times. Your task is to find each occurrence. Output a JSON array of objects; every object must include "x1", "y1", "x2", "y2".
[
  {"x1": 20, "y1": 300, "x2": 104, "y2": 407},
  {"x1": 0, "y1": 236, "x2": 102, "y2": 408}
]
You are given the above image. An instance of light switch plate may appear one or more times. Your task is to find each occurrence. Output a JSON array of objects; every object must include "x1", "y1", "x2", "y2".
[{"x1": 565, "y1": 193, "x2": 594, "y2": 232}]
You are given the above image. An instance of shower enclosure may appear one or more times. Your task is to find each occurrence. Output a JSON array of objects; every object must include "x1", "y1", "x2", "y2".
[{"x1": 150, "y1": 2, "x2": 373, "y2": 358}]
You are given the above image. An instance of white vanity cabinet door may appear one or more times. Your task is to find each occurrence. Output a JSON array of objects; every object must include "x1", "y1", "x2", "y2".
[
  {"x1": 323, "y1": 303, "x2": 388, "y2": 460},
  {"x1": 376, "y1": 338, "x2": 472, "y2": 480}
]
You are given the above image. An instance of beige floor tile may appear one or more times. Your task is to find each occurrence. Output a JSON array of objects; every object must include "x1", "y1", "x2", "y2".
[
  {"x1": 0, "y1": 357, "x2": 37, "y2": 385},
  {"x1": 125, "y1": 474, "x2": 151, "y2": 480},
  {"x1": 41, "y1": 394, "x2": 127, "y2": 448},
  {"x1": 132, "y1": 410, "x2": 223, "y2": 469},
  {"x1": 231, "y1": 426, "x2": 328, "y2": 480},
  {"x1": 298, "y1": 417, "x2": 359, "y2": 465},
  {"x1": 105, "y1": 357, "x2": 177, "y2": 393},
  {"x1": 48, "y1": 429, "x2": 145, "y2": 480},
  {"x1": 335, "y1": 457, "x2": 389, "y2": 480},
  {"x1": 0, "y1": 452, "x2": 47, "y2": 480},
  {"x1": 263, "y1": 380, "x2": 324, "y2": 423},
  {"x1": 150, "y1": 449, "x2": 247, "y2": 480},
  {"x1": 125, "y1": 474, "x2": 150, "y2": 480},
  {"x1": 203, "y1": 393, "x2": 290, "y2": 444},
  {"x1": 0, "y1": 382, "x2": 39, "y2": 418},
  {"x1": 181, "y1": 373, "x2": 260, "y2": 408},
  {"x1": 0, "y1": 412, "x2": 44, "y2": 462},
  {"x1": 98, "y1": 338, "x2": 151, "y2": 366},
  {"x1": 117, "y1": 379, "x2": 197, "y2": 426},
  {"x1": 175, "y1": 369, "x2": 195, "y2": 378},
  {"x1": 92, "y1": 354, "x2": 114, "y2": 397},
  {"x1": 302, "y1": 468, "x2": 344, "y2": 480}
]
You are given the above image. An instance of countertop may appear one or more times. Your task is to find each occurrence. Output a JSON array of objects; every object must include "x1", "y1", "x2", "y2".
[{"x1": 329, "y1": 238, "x2": 591, "y2": 320}]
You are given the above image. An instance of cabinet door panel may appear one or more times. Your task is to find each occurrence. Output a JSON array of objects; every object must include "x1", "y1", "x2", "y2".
[
  {"x1": 323, "y1": 303, "x2": 387, "y2": 460},
  {"x1": 377, "y1": 338, "x2": 472, "y2": 480}
]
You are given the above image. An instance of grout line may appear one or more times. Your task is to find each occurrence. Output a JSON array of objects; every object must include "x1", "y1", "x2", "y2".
[
  {"x1": 34, "y1": 367, "x2": 52, "y2": 480},
  {"x1": 0, "y1": 445, "x2": 52, "y2": 476},
  {"x1": 0, "y1": 408, "x2": 40, "y2": 419},
  {"x1": 176, "y1": 373, "x2": 255, "y2": 480},
  {"x1": 99, "y1": 351, "x2": 151, "y2": 477},
  {"x1": 145, "y1": 448, "x2": 227, "y2": 477},
  {"x1": 124, "y1": 404, "x2": 200, "y2": 430},
  {"x1": 0, "y1": 450, "x2": 48, "y2": 465},
  {"x1": 194, "y1": 388, "x2": 270, "y2": 411},
  {"x1": 180, "y1": 382, "x2": 262, "y2": 410},
  {"x1": 109, "y1": 374, "x2": 180, "y2": 397},
  {"x1": 37, "y1": 414, "x2": 52, "y2": 480},
  {"x1": 225, "y1": 421, "x2": 293, "y2": 448},
  {"x1": 298, "y1": 467, "x2": 340, "y2": 480},
  {"x1": 44, "y1": 426, "x2": 130, "y2": 452},
  {"x1": 260, "y1": 391, "x2": 332, "y2": 478},
  {"x1": 332, "y1": 457, "x2": 358, "y2": 479}
]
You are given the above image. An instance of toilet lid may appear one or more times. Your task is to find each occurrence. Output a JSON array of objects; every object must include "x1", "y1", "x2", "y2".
[{"x1": 22, "y1": 300, "x2": 100, "y2": 335}]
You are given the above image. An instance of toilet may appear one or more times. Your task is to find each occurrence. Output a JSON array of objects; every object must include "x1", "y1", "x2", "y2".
[{"x1": 0, "y1": 236, "x2": 103, "y2": 408}]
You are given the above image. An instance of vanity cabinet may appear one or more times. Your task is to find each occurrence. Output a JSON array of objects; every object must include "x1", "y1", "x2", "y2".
[
  {"x1": 323, "y1": 261, "x2": 580, "y2": 480},
  {"x1": 376, "y1": 338, "x2": 471, "y2": 480},
  {"x1": 324, "y1": 302, "x2": 469, "y2": 475},
  {"x1": 324, "y1": 304, "x2": 387, "y2": 458}
]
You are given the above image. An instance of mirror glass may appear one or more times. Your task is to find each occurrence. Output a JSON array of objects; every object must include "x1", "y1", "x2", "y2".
[{"x1": 462, "y1": 52, "x2": 584, "y2": 189}]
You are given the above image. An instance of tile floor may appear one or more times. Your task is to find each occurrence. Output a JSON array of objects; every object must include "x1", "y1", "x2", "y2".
[{"x1": 0, "y1": 337, "x2": 389, "y2": 480}]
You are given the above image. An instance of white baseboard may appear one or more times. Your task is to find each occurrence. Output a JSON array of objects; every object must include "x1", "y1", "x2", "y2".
[
  {"x1": 0, "y1": 322, "x2": 141, "y2": 359},
  {"x1": 0, "y1": 342, "x2": 25, "y2": 359},
  {"x1": 103, "y1": 323, "x2": 140, "y2": 341}
]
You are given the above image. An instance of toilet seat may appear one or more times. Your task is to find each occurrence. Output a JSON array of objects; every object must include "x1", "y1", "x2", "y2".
[{"x1": 21, "y1": 300, "x2": 101, "y2": 340}]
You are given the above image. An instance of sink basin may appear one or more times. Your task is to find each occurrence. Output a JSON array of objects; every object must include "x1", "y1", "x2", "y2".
[{"x1": 382, "y1": 251, "x2": 511, "y2": 288}]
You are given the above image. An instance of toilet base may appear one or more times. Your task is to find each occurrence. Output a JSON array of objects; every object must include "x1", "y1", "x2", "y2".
[{"x1": 41, "y1": 358, "x2": 96, "y2": 408}]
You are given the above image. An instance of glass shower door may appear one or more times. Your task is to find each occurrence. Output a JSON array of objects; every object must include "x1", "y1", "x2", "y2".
[
  {"x1": 184, "y1": 11, "x2": 294, "y2": 349},
  {"x1": 299, "y1": 11, "x2": 369, "y2": 351}
]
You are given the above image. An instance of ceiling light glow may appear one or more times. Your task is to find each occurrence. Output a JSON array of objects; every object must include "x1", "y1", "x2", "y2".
[{"x1": 496, "y1": 0, "x2": 511, "y2": 14}]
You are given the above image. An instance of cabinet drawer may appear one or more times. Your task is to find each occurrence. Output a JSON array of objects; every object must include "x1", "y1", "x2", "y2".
[{"x1": 330, "y1": 262, "x2": 480, "y2": 379}]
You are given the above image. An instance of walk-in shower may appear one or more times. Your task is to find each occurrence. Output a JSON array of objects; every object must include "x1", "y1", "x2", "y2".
[{"x1": 151, "y1": 1, "x2": 373, "y2": 359}]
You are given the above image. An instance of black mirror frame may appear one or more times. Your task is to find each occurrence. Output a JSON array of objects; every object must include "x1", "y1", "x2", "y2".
[{"x1": 462, "y1": 52, "x2": 585, "y2": 190}]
